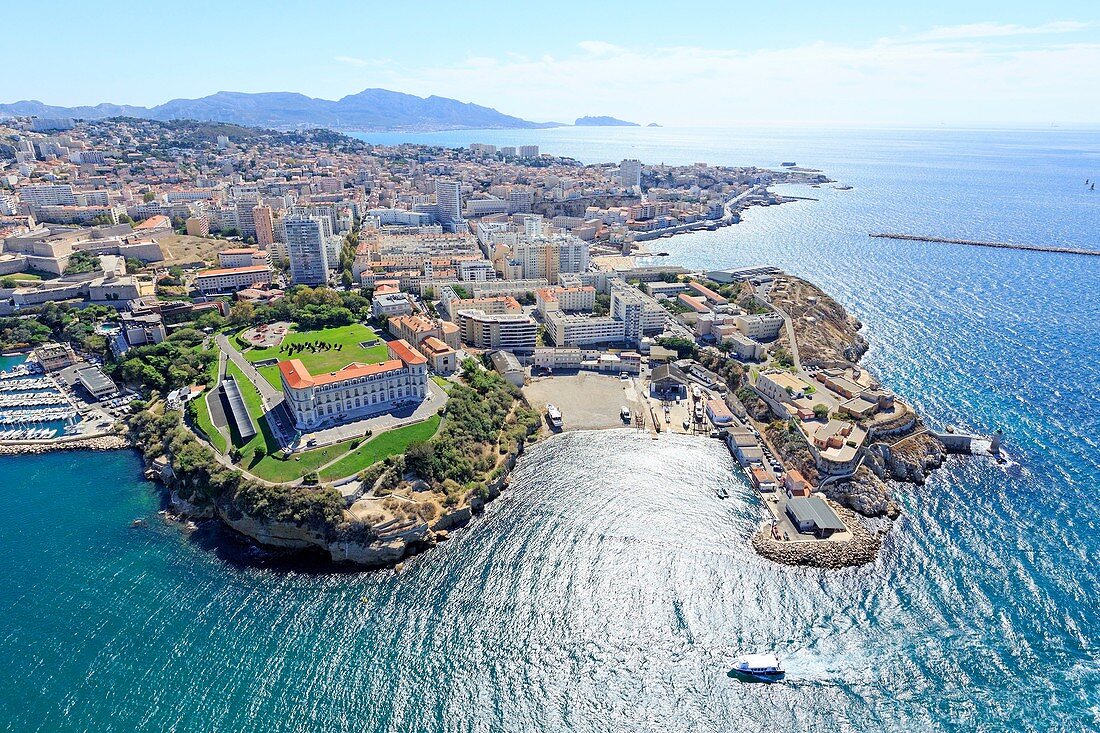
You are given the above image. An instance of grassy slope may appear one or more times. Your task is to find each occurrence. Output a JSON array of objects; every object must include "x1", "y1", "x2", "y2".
[
  {"x1": 319, "y1": 415, "x2": 441, "y2": 482},
  {"x1": 224, "y1": 358, "x2": 397, "y2": 483},
  {"x1": 191, "y1": 392, "x2": 227, "y2": 454}
]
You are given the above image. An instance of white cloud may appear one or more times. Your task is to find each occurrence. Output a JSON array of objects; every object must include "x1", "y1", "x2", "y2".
[
  {"x1": 361, "y1": 25, "x2": 1100, "y2": 126},
  {"x1": 915, "y1": 20, "x2": 1091, "y2": 41},
  {"x1": 334, "y1": 55, "x2": 370, "y2": 67}
]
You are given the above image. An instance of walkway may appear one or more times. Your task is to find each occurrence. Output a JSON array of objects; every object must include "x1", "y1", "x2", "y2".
[{"x1": 214, "y1": 332, "x2": 294, "y2": 449}]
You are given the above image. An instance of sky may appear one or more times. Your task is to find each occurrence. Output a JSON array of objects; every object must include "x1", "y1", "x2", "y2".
[{"x1": 4, "y1": 0, "x2": 1099, "y2": 126}]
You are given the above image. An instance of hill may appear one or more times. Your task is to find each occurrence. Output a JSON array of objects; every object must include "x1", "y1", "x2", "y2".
[
  {"x1": 0, "y1": 89, "x2": 561, "y2": 132},
  {"x1": 575, "y1": 116, "x2": 639, "y2": 127}
]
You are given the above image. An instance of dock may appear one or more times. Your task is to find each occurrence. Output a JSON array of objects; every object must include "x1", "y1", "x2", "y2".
[{"x1": 870, "y1": 232, "x2": 1099, "y2": 258}]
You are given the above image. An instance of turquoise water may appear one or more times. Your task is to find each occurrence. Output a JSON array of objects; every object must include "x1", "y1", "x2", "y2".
[{"x1": 2, "y1": 127, "x2": 1099, "y2": 731}]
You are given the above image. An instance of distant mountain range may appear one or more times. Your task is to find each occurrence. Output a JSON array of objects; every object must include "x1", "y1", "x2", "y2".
[
  {"x1": 0, "y1": 89, "x2": 571, "y2": 132},
  {"x1": 575, "y1": 116, "x2": 639, "y2": 127}
]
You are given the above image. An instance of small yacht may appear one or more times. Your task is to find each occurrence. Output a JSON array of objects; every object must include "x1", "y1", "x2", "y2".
[
  {"x1": 620, "y1": 406, "x2": 632, "y2": 423},
  {"x1": 730, "y1": 654, "x2": 785, "y2": 681},
  {"x1": 546, "y1": 403, "x2": 563, "y2": 430}
]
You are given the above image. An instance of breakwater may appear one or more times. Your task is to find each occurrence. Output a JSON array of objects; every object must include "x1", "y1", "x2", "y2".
[{"x1": 870, "y1": 232, "x2": 1100, "y2": 257}]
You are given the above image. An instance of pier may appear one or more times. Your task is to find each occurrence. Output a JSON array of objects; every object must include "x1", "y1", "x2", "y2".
[{"x1": 870, "y1": 232, "x2": 1099, "y2": 258}]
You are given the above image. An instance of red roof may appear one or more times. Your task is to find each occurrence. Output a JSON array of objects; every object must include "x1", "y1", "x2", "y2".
[
  {"x1": 387, "y1": 338, "x2": 427, "y2": 365},
  {"x1": 278, "y1": 358, "x2": 405, "y2": 389}
]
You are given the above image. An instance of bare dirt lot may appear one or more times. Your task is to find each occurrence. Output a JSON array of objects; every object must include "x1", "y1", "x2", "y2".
[
  {"x1": 523, "y1": 371, "x2": 642, "y2": 431},
  {"x1": 155, "y1": 234, "x2": 228, "y2": 267}
]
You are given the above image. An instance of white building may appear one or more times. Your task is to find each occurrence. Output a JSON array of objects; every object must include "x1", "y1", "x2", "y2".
[
  {"x1": 217, "y1": 248, "x2": 268, "y2": 269},
  {"x1": 285, "y1": 216, "x2": 329, "y2": 286},
  {"x1": 735, "y1": 313, "x2": 784, "y2": 341},
  {"x1": 193, "y1": 265, "x2": 273, "y2": 293},
  {"x1": 456, "y1": 309, "x2": 537, "y2": 353},
  {"x1": 610, "y1": 280, "x2": 665, "y2": 344},
  {"x1": 435, "y1": 180, "x2": 463, "y2": 233},
  {"x1": 619, "y1": 159, "x2": 642, "y2": 188},
  {"x1": 545, "y1": 312, "x2": 626, "y2": 346},
  {"x1": 371, "y1": 292, "x2": 414, "y2": 319},
  {"x1": 279, "y1": 340, "x2": 428, "y2": 430}
]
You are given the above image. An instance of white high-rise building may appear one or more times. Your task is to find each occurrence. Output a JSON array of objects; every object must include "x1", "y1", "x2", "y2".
[
  {"x1": 518, "y1": 145, "x2": 539, "y2": 159},
  {"x1": 619, "y1": 159, "x2": 642, "y2": 188},
  {"x1": 435, "y1": 180, "x2": 463, "y2": 233},
  {"x1": 285, "y1": 216, "x2": 329, "y2": 286}
]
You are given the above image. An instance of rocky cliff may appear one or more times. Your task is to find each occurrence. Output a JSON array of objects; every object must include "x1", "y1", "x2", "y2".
[{"x1": 864, "y1": 432, "x2": 947, "y2": 485}]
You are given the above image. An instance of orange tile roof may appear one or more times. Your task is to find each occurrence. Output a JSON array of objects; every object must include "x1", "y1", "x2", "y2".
[
  {"x1": 387, "y1": 338, "x2": 427, "y2": 365},
  {"x1": 421, "y1": 336, "x2": 454, "y2": 355},
  {"x1": 134, "y1": 215, "x2": 171, "y2": 229},
  {"x1": 278, "y1": 358, "x2": 405, "y2": 389}
]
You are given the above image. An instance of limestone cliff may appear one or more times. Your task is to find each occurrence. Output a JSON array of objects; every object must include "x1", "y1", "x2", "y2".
[{"x1": 864, "y1": 432, "x2": 947, "y2": 485}]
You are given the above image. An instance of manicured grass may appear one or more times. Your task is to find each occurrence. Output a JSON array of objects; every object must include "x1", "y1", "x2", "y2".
[
  {"x1": 224, "y1": 359, "x2": 363, "y2": 483},
  {"x1": 6, "y1": 272, "x2": 42, "y2": 282},
  {"x1": 319, "y1": 415, "x2": 442, "y2": 482},
  {"x1": 431, "y1": 375, "x2": 453, "y2": 392},
  {"x1": 243, "y1": 323, "x2": 390, "y2": 389},
  {"x1": 191, "y1": 391, "x2": 227, "y2": 454}
]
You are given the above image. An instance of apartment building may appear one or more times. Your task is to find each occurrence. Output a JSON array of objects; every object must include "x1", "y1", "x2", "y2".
[
  {"x1": 193, "y1": 265, "x2": 273, "y2": 294},
  {"x1": 455, "y1": 309, "x2": 537, "y2": 353}
]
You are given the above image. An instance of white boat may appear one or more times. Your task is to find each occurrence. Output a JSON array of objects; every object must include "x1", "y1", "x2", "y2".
[
  {"x1": 730, "y1": 653, "x2": 785, "y2": 681},
  {"x1": 546, "y1": 403, "x2": 563, "y2": 429},
  {"x1": 620, "y1": 406, "x2": 632, "y2": 422}
]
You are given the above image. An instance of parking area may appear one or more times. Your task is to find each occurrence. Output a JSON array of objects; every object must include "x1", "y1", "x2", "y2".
[{"x1": 523, "y1": 371, "x2": 642, "y2": 431}]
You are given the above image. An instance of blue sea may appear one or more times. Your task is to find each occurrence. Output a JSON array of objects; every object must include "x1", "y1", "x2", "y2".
[{"x1": 2, "y1": 127, "x2": 1099, "y2": 732}]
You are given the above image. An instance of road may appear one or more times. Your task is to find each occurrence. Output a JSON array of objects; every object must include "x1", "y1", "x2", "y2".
[
  {"x1": 215, "y1": 332, "x2": 294, "y2": 448},
  {"x1": 753, "y1": 281, "x2": 801, "y2": 372}
]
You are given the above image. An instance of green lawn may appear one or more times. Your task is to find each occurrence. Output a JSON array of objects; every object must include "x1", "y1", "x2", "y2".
[
  {"x1": 319, "y1": 415, "x2": 442, "y2": 482},
  {"x1": 431, "y1": 375, "x2": 453, "y2": 392},
  {"x1": 224, "y1": 359, "x2": 368, "y2": 483},
  {"x1": 191, "y1": 391, "x2": 227, "y2": 454},
  {"x1": 243, "y1": 323, "x2": 391, "y2": 389},
  {"x1": 6, "y1": 272, "x2": 42, "y2": 282}
]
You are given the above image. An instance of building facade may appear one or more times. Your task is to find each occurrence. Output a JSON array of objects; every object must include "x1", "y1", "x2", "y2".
[{"x1": 278, "y1": 340, "x2": 428, "y2": 430}]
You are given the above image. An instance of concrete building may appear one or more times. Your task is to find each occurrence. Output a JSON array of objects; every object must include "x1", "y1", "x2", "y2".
[
  {"x1": 545, "y1": 311, "x2": 625, "y2": 347},
  {"x1": 285, "y1": 216, "x2": 329, "y2": 286},
  {"x1": 194, "y1": 265, "x2": 273, "y2": 294},
  {"x1": 735, "y1": 313, "x2": 784, "y2": 341},
  {"x1": 278, "y1": 340, "x2": 428, "y2": 430},
  {"x1": 619, "y1": 159, "x2": 642, "y2": 188},
  {"x1": 185, "y1": 215, "x2": 210, "y2": 237},
  {"x1": 75, "y1": 365, "x2": 118, "y2": 400},
  {"x1": 217, "y1": 248, "x2": 267, "y2": 269},
  {"x1": 532, "y1": 347, "x2": 583, "y2": 371},
  {"x1": 252, "y1": 204, "x2": 275, "y2": 247},
  {"x1": 435, "y1": 180, "x2": 463, "y2": 233},
  {"x1": 34, "y1": 342, "x2": 77, "y2": 372},
  {"x1": 489, "y1": 350, "x2": 525, "y2": 388},
  {"x1": 724, "y1": 333, "x2": 766, "y2": 361},
  {"x1": 535, "y1": 285, "x2": 596, "y2": 317},
  {"x1": 455, "y1": 309, "x2": 537, "y2": 353},
  {"x1": 371, "y1": 292, "x2": 414, "y2": 319},
  {"x1": 610, "y1": 279, "x2": 666, "y2": 344}
]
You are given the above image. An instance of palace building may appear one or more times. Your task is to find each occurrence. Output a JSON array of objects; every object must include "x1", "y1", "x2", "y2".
[{"x1": 278, "y1": 339, "x2": 428, "y2": 430}]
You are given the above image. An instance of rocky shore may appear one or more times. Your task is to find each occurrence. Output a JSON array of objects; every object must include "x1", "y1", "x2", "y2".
[
  {"x1": 0, "y1": 434, "x2": 130, "y2": 456},
  {"x1": 751, "y1": 504, "x2": 883, "y2": 569}
]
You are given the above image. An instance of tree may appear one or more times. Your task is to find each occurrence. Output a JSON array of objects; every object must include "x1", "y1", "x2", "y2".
[
  {"x1": 143, "y1": 191, "x2": 156, "y2": 203},
  {"x1": 813, "y1": 404, "x2": 830, "y2": 419}
]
